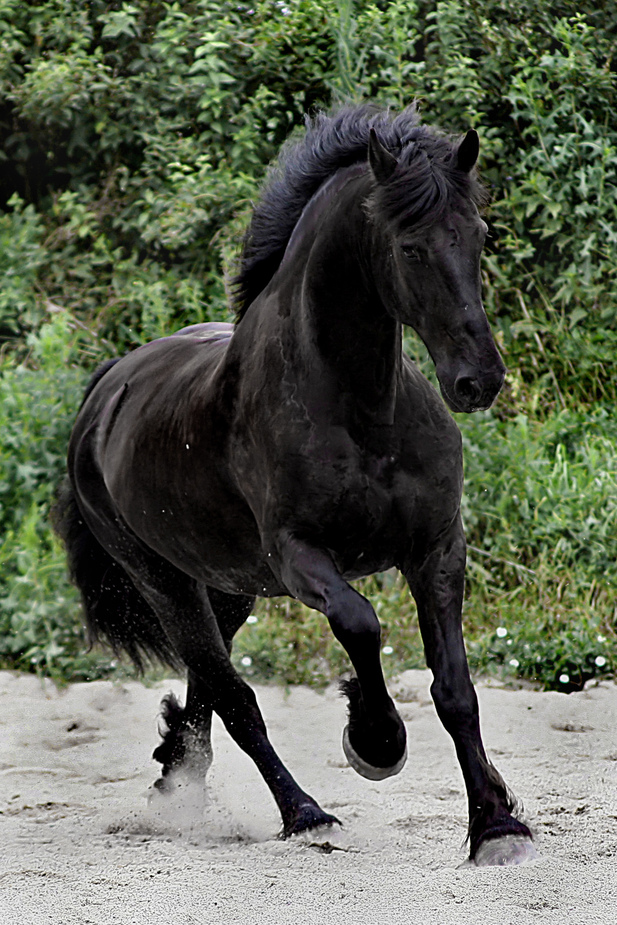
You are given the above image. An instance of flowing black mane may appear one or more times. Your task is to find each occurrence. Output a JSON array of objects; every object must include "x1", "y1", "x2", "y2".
[{"x1": 234, "y1": 103, "x2": 486, "y2": 320}]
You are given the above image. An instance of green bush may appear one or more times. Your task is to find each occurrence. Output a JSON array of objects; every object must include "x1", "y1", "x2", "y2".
[
  {"x1": 0, "y1": 1, "x2": 615, "y2": 403},
  {"x1": 483, "y1": 14, "x2": 617, "y2": 407},
  {"x1": 460, "y1": 409, "x2": 617, "y2": 583},
  {"x1": 458, "y1": 409, "x2": 617, "y2": 689},
  {"x1": 0, "y1": 0, "x2": 615, "y2": 688},
  {"x1": 0, "y1": 194, "x2": 47, "y2": 343},
  {"x1": 0, "y1": 312, "x2": 117, "y2": 679}
]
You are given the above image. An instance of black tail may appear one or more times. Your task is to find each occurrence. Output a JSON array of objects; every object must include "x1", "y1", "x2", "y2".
[
  {"x1": 53, "y1": 479, "x2": 183, "y2": 673},
  {"x1": 53, "y1": 359, "x2": 183, "y2": 673}
]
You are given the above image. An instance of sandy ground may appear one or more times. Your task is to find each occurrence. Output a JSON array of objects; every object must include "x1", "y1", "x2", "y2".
[{"x1": 1, "y1": 668, "x2": 616, "y2": 925}]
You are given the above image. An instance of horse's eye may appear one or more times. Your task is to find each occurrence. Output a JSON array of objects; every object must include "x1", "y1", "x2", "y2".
[{"x1": 401, "y1": 244, "x2": 420, "y2": 261}]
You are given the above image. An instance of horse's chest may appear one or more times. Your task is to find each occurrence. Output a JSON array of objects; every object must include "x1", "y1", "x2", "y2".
[
  {"x1": 292, "y1": 428, "x2": 460, "y2": 561},
  {"x1": 297, "y1": 452, "x2": 413, "y2": 576},
  {"x1": 301, "y1": 442, "x2": 403, "y2": 533}
]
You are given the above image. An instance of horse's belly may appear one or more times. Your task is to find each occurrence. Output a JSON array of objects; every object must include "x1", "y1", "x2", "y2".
[{"x1": 112, "y1": 479, "x2": 285, "y2": 597}]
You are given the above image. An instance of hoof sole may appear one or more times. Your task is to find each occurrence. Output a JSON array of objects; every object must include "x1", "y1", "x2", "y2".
[
  {"x1": 472, "y1": 835, "x2": 538, "y2": 867},
  {"x1": 342, "y1": 725, "x2": 407, "y2": 781}
]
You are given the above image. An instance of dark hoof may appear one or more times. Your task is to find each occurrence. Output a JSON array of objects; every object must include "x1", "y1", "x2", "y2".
[
  {"x1": 153, "y1": 693, "x2": 185, "y2": 766},
  {"x1": 151, "y1": 774, "x2": 174, "y2": 796},
  {"x1": 472, "y1": 835, "x2": 538, "y2": 867},
  {"x1": 280, "y1": 803, "x2": 341, "y2": 839},
  {"x1": 148, "y1": 772, "x2": 190, "y2": 805},
  {"x1": 147, "y1": 769, "x2": 208, "y2": 818},
  {"x1": 340, "y1": 678, "x2": 407, "y2": 774},
  {"x1": 149, "y1": 764, "x2": 204, "y2": 798},
  {"x1": 342, "y1": 725, "x2": 407, "y2": 780}
]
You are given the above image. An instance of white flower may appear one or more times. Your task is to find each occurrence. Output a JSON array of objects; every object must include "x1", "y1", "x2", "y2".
[
  {"x1": 382, "y1": 645, "x2": 394, "y2": 655},
  {"x1": 509, "y1": 659, "x2": 520, "y2": 668},
  {"x1": 246, "y1": 615, "x2": 258, "y2": 624},
  {"x1": 241, "y1": 656, "x2": 252, "y2": 667},
  {"x1": 496, "y1": 627, "x2": 508, "y2": 638},
  {"x1": 559, "y1": 673, "x2": 570, "y2": 684},
  {"x1": 595, "y1": 655, "x2": 607, "y2": 668}
]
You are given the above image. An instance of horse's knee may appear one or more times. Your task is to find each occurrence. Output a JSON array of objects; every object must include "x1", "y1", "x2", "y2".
[{"x1": 327, "y1": 591, "x2": 380, "y2": 647}]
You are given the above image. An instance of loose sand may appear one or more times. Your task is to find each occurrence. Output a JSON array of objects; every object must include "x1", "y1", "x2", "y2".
[{"x1": 1, "y1": 669, "x2": 616, "y2": 924}]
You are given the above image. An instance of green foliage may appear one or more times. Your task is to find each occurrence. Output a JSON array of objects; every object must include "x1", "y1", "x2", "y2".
[
  {"x1": 0, "y1": 313, "x2": 118, "y2": 679},
  {"x1": 1, "y1": 0, "x2": 341, "y2": 351},
  {"x1": 466, "y1": 607, "x2": 613, "y2": 695},
  {"x1": 1, "y1": 0, "x2": 615, "y2": 401},
  {"x1": 460, "y1": 409, "x2": 617, "y2": 582},
  {"x1": 326, "y1": 0, "x2": 422, "y2": 105},
  {"x1": 0, "y1": 313, "x2": 84, "y2": 532},
  {"x1": 457, "y1": 409, "x2": 617, "y2": 689},
  {"x1": 0, "y1": 0, "x2": 616, "y2": 687},
  {"x1": 484, "y1": 14, "x2": 617, "y2": 406},
  {"x1": 0, "y1": 195, "x2": 47, "y2": 341},
  {"x1": 0, "y1": 504, "x2": 118, "y2": 680}
]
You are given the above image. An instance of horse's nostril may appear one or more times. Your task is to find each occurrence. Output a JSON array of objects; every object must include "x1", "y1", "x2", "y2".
[{"x1": 454, "y1": 376, "x2": 481, "y2": 406}]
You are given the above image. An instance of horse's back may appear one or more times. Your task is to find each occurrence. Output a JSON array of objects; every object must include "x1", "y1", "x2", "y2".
[
  {"x1": 74, "y1": 323, "x2": 234, "y2": 443},
  {"x1": 173, "y1": 321, "x2": 234, "y2": 340}
]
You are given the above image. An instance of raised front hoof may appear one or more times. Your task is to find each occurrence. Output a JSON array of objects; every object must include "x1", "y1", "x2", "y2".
[
  {"x1": 280, "y1": 803, "x2": 341, "y2": 840},
  {"x1": 471, "y1": 835, "x2": 538, "y2": 867},
  {"x1": 342, "y1": 724, "x2": 407, "y2": 781}
]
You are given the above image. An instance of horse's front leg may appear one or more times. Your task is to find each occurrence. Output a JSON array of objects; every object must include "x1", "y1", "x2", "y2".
[
  {"x1": 271, "y1": 533, "x2": 407, "y2": 779},
  {"x1": 403, "y1": 515, "x2": 536, "y2": 865}
]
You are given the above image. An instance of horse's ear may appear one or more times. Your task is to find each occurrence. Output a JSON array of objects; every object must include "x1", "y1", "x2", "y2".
[
  {"x1": 456, "y1": 129, "x2": 479, "y2": 173},
  {"x1": 368, "y1": 129, "x2": 398, "y2": 184}
]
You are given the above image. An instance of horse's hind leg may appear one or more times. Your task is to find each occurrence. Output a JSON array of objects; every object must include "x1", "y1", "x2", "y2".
[
  {"x1": 404, "y1": 514, "x2": 536, "y2": 866},
  {"x1": 152, "y1": 589, "x2": 253, "y2": 793},
  {"x1": 68, "y1": 448, "x2": 334, "y2": 834},
  {"x1": 126, "y1": 562, "x2": 338, "y2": 837},
  {"x1": 152, "y1": 669, "x2": 214, "y2": 793}
]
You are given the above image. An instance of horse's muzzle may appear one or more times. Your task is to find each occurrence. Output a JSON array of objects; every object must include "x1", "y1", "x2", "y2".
[
  {"x1": 452, "y1": 370, "x2": 504, "y2": 412},
  {"x1": 441, "y1": 362, "x2": 506, "y2": 413}
]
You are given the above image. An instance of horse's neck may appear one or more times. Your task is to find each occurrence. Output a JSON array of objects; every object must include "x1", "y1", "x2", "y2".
[
  {"x1": 232, "y1": 169, "x2": 402, "y2": 429},
  {"x1": 294, "y1": 176, "x2": 402, "y2": 424}
]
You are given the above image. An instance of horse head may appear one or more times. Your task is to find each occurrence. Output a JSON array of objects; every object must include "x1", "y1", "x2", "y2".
[{"x1": 368, "y1": 128, "x2": 505, "y2": 413}]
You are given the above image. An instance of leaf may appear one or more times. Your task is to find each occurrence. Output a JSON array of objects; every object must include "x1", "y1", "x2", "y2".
[{"x1": 569, "y1": 308, "x2": 588, "y2": 329}]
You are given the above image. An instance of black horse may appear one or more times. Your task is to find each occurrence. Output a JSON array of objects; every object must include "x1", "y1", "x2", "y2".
[{"x1": 55, "y1": 105, "x2": 535, "y2": 865}]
